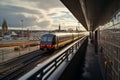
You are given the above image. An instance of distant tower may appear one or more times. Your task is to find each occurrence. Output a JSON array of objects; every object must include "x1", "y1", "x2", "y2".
[
  {"x1": 59, "y1": 24, "x2": 61, "y2": 31},
  {"x1": 2, "y1": 20, "x2": 8, "y2": 36}
]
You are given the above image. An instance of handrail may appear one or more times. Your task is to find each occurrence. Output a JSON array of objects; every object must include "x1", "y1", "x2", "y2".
[{"x1": 19, "y1": 36, "x2": 87, "y2": 80}]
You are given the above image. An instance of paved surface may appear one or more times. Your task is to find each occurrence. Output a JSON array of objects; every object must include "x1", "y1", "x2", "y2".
[
  {"x1": 0, "y1": 46, "x2": 39, "y2": 63},
  {"x1": 81, "y1": 39, "x2": 104, "y2": 80}
]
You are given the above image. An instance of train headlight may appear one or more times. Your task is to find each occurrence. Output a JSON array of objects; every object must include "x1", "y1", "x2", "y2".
[
  {"x1": 47, "y1": 45, "x2": 54, "y2": 48},
  {"x1": 40, "y1": 44, "x2": 45, "y2": 48}
]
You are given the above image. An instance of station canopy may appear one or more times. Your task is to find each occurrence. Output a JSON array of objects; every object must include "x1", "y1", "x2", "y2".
[{"x1": 60, "y1": 0, "x2": 120, "y2": 31}]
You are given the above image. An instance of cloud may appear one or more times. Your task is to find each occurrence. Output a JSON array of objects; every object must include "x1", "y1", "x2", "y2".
[
  {"x1": 0, "y1": 2, "x2": 48, "y2": 29},
  {"x1": 0, "y1": 0, "x2": 85, "y2": 30},
  {"x1": 23, "y1": 0, "x2": 64, "y2": 9},
  {"x1": 37, "y1": 20, "x2": 50, "y2": 28}
]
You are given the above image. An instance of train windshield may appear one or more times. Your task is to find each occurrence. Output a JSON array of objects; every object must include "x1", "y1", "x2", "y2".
[
  {"x1": 41, "y1": 37, "x2": 47, "y2": 42},
  {"x1": 40, "y1": 34, "x2": 54, "y2": 44},
  {"x1": 47, "y1": 37, "x2": 53, "y2": 42}
]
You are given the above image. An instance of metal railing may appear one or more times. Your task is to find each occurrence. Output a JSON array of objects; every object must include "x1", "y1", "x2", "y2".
[{"x1": 19, "y1": 36, "x2": 88, "y2": 80}]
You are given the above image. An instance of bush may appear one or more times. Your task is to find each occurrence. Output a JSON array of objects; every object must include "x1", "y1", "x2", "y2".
[{"x1": 14, "y1": 47, "x2": 20, "y2": 51}]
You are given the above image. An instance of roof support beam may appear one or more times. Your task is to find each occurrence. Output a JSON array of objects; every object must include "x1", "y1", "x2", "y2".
[{"x1": 79, "y1": 0, "x2": 90, "y2": 30}]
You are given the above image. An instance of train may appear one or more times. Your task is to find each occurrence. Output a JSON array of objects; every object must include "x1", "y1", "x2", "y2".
[{"x1": 40, "y1": 32, "x2": 86, "y2": 51}]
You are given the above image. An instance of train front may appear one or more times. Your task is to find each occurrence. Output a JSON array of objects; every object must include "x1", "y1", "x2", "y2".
[{"x1": 40, "y1": 34, "x2": 55, "y2": 51}]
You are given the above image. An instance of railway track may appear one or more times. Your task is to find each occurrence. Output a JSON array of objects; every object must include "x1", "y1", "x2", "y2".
[
  {"x1": 0, "y1": 49, "x2": 53, "y2": 80},
  {"x1": 0, "y1": 37, "x2": 81, "y2": 80}
]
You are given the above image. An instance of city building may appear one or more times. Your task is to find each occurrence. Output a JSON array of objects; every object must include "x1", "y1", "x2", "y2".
[{"x1": 2, "y1": 20, "x2": 8, "y2": 37}]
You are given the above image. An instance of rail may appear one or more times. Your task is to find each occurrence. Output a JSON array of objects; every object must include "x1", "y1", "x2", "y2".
[{"x1": 19, "y1": 36, "x2": 88, "y2": 80}]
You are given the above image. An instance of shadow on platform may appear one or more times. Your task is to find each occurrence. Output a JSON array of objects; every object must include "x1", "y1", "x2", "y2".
[{"x1": 59, "y1": 38, "x2": 104, "y2": 80}]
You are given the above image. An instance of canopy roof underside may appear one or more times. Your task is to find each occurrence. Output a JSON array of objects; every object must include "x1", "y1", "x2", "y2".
[{"x1": 61, "y1": 0, "x2": 120, "y2": 31}]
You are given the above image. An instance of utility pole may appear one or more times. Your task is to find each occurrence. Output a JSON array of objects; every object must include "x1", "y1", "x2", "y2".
[{"x1": 21, "y1": 20, "x2": 23, "y2": 39}]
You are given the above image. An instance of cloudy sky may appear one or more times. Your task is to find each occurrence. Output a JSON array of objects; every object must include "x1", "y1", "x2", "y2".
[{"x1": 0, "y1": 0, "x2": 85, "y2": 30}]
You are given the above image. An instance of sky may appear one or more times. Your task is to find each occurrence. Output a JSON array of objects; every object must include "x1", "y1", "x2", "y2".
[{"x1": 0, "y1": 0, "x2": 86, "y2": 31}]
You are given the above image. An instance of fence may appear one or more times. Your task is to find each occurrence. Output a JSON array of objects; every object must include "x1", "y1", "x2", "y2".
[{"x1": 19, "y1": 36, "x2": 88, "y2": 80}]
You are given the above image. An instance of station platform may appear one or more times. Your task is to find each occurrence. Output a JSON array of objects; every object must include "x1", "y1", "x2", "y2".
[
  {"x1": 81, "y1": 39, "x2": 104, "y2": 80},
  {"x1": 59, "y1": 38, "x2": 104, "y2": 80}
]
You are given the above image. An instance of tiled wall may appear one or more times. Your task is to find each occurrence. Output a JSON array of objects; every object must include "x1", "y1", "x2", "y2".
[{"x1": 99, "y1": 10, "x2": 120, "y2": 80}]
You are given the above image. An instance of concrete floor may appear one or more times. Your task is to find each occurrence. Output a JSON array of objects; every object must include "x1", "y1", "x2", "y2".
[{"x1": 81, "y1": 39, "x2": 104, "y2": 80}]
